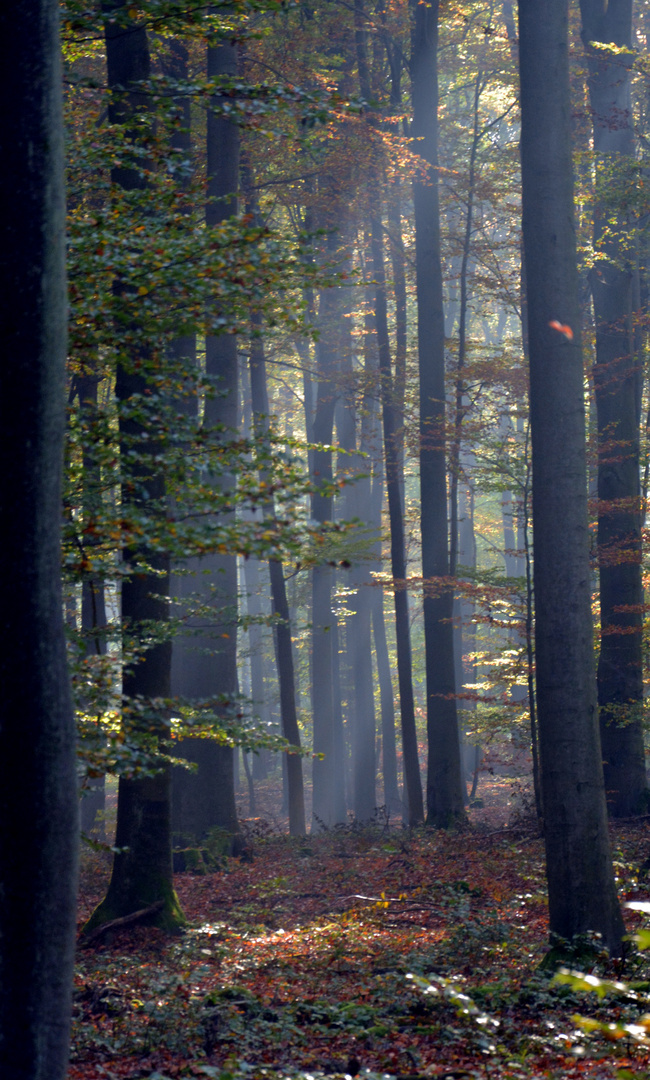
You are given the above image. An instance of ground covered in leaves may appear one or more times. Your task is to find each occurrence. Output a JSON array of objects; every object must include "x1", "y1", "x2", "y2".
[{"x1": 71, "y1": 782, "x2": 650, "y2": 1080}]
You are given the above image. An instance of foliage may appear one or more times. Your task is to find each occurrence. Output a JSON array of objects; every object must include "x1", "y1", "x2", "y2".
[
  {"x1": 554, "y1": 902, "x2": 650, "y2": 1054},
  {"x1": 71, "y1": 814, "x2": 650, "y2": 1080}
]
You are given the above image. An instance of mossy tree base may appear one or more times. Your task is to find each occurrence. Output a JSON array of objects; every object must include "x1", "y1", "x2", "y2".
[
  {"x1": 82, "y1": 881, "x2": 184, "y2": 937},
  {"x1": 80, "y1": 770, "x2": 185, "y2": 938}
]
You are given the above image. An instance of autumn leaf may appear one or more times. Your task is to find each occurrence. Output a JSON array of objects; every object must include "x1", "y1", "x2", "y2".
[{"x1": 549, "y1": 319, "x2": 574, "y2": 340}]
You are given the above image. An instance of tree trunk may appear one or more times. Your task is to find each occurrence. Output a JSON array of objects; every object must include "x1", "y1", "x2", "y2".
[
  {"x1": 78, "y1": 373, "x2": 108, "y2": 839},
  {"x1": 311, "y1": 249, "x2": 347, "y2": 828},
  {"x1": 0, "y1": 1, "x2": 78, "y2": 1071},
  {"x1": 519, "y1": 0, "x2": 624, "y2": 953},
  {"x1": 249, "y1": 312, "x2": 306, "y2": 836},
  {"x1": 171, "y1": 37, "x2": 241, "y2": 843},
  {"x1": 364, "y1": 272, "x2": 401, "y2": 814},
  {"x1": 410, "y1": 0, "x2": 465, "y2": 826},
  {"x1": 580, "y1": 0, "x2": 646, "y2": 817},
  {"x1": 84, "y1": 2, "x2": 184, "y2": 934},
  {"x1": 370, "y1": 215, "x2": 424, "y2": 825}
]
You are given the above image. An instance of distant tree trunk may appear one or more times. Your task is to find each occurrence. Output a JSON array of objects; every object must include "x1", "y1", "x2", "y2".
[
  {"x1": 521, "y1": 425, "x2": 542, "y2": 819},
  {"x1": 449, "y1": 70, "x2": 481, "y2": 580},
  {"x1": 519, "y1": 0, "x2": 624, "y2": 953},
  {"x1": 84, "y1": 2, "x2": 184, "y2": 934},
  {"x1": 241, "y1": 542, "x2": 272, "y2": 750},
  {"x1": 0, "y1": 0, "x2": 78, "y2": 1071},
  {"x1": 580, "y1": 0, "x2": 646, "y2": 817},
  {"x1": 311, "y1": 247, "x2": 347, "y2": 828},
  {"x1": 410, "y1": 0, "x2": 465, "y2": 826},
  {"x1": 171, "y1": 37, "x2": 240, "y2": 843},
  {"x1": 387, "y1": 189, "x2": 408, "y2": 514},
  {"x1": 456, "y1": 457, "x2": 479, "y2": 791},
  {"x1": 77, "y1": 373, "x2": 107, "y2": 838},
  {"x1": 249, "y1": 311, "x2": 306, "y2": 836},
  {"x1": 370, "y1": 215, "x2": 424, "y2": 825},
  {"x1": 343, "y1": 405, "x2": 377, "y2": 823},
  {"x1": 363, "y1": 273, "x2": 400, "y2": 812}
]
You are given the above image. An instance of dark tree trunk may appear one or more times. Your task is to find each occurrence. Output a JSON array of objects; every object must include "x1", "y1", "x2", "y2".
[
  {"x1": 410, "y1": 0, "x2": 465, "y2": 826},
  {"x1": 580, "y1": 0, "x2": 646, "y2": 817},
  {"x1": 0, "y1": 1, "x2": 78, "y2": 1072},
  {"x1": 370, "y1": 216, "x2": 424, "y2": 825},
  {"x1": 84, "y1": 2, "x2": 184, "y2": 934},
  {"x1": 87, "y1": 352, "x2": 181, "y2": 931},
  {"x1": 519, "y1": 0, "x2": 624, "y2": 953},
  {"x1": 171, "y1": 38, "x2": 240, "y2": 842}
]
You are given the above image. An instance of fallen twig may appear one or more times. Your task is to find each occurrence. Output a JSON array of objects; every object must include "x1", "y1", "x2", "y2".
[{"x1": 78, "y1": 901, "x2": 165, "y2": 947}]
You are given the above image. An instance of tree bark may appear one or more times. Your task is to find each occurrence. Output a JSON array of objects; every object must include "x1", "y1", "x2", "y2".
[
  {"x1": 370, "y1": 216, "x2": 424, "y2": 825},
  {"x1": 0, "y1": 1, "x2": 78, "y2": 1072},
  {"x1": 519, "y1": 0, "x2": 624, "y2": 953},
  {"x1": 171, "y1": 37, "x2": 241, "y2": 842},
  {"x1": 580, "y1": 0, "x2": 646, "y2": 817},
  {"x1": 83, "y1": 4, "x2": 184, "y2": 933},
  {"x1": 410, "y1": 0, "x2": 465, "y2": 826}
]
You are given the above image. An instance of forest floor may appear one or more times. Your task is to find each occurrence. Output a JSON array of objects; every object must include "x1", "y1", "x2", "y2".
[{"x1": 71, "y1": 775, "x2": 650, "y2": 1080}]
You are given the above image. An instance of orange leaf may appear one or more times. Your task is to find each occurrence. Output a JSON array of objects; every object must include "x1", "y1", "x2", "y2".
[{"x1": 549, "y1": 319, "x2": 574, "y2": 340}]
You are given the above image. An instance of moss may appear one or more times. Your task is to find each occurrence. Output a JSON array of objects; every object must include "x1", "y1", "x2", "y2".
[
  {"x1": 173, "y1": 847, "x2": 206, "y2": 874},
  {"x1": 80, "y1": 875, "x2": 185, "y2": 938},
  {"x1": 204, "y1": 825, "x2": 240, "y2": 859}
]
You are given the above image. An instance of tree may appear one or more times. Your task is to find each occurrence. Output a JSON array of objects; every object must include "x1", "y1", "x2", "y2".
[
  {"x1": 410, "y1": 0, "x2": 466, "y2": 827},
  {"x1": 171, "y1": 35, "x2": 241, "y2": 845},
  {"x1": 82, "y1": 2, "x2": 184, "y2": 933},
  {"x1": 74, "y1": 371, "x2": 109, "y2": 838},
  {"x1": 370, "y1": 216, "x2": 424, "y2": 825},
  {"x1": 248, "y1": 307, "x2": 307, "y2": 836},
  {"x1": 0, "y1": 0, "x2": 79, "y2": 1073},
  {"x1": 311, "y1": 255, "x2": 348, "y2": 829},
  {"x1": 518, "y1": 0, "x2": 624, "y2": 953},
  {"x1": 579, "y1": 0, "x2": 646, "y2": 817}
]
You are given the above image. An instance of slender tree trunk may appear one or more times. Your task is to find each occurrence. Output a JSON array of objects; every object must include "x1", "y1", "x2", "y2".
[
  {"x1": 0, "y1": 0, "x2": 78, "y2": 1070},
  {"x1": 364, "y1": 278, "x2": 400, "y2": 812},
  {"x1": 311, "y1": 246, "x2": 347, "y2": 828},
  {"x1": 450, "y1": 71, "x2": 481, "y2": 579},
  {"x1": 78, "y1": 373, "x2": 108, "y2": 838},
  {"x1": 456, "y1": 456, "x2": 479, "y2": 792},
  {"x1": 344, "y1": 405, "x2": 377, "y2": 823},
  {"x1": 249, "y1": 312, "x2": 306, "y2": 835},
  {"x1": 580, "y1": 0, "x2": 646, "y2": 817},
  {"x1": 242, "y1": 550, "x2": 272, "y2": 757},
  {"x1": 521, "y1": 425, "x2": 542, "y2": 820},
  {"x1": 410, "y1": 0, "x2": 465, "y2": 826},
  {"x1": 387, "y1": 190, "x2": 408, "y2": 511},
  {"x1": 519, "y1": 0, "x2": 624, "y2": 953},
  {"x1": 370, "y1": 216, "x2": 424, "y2": 825}
]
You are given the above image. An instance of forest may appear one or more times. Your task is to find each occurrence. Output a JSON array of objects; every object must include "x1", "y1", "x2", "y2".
[{"x1": 4, "y1": 0, "x2": 650, "y2": 1077}]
